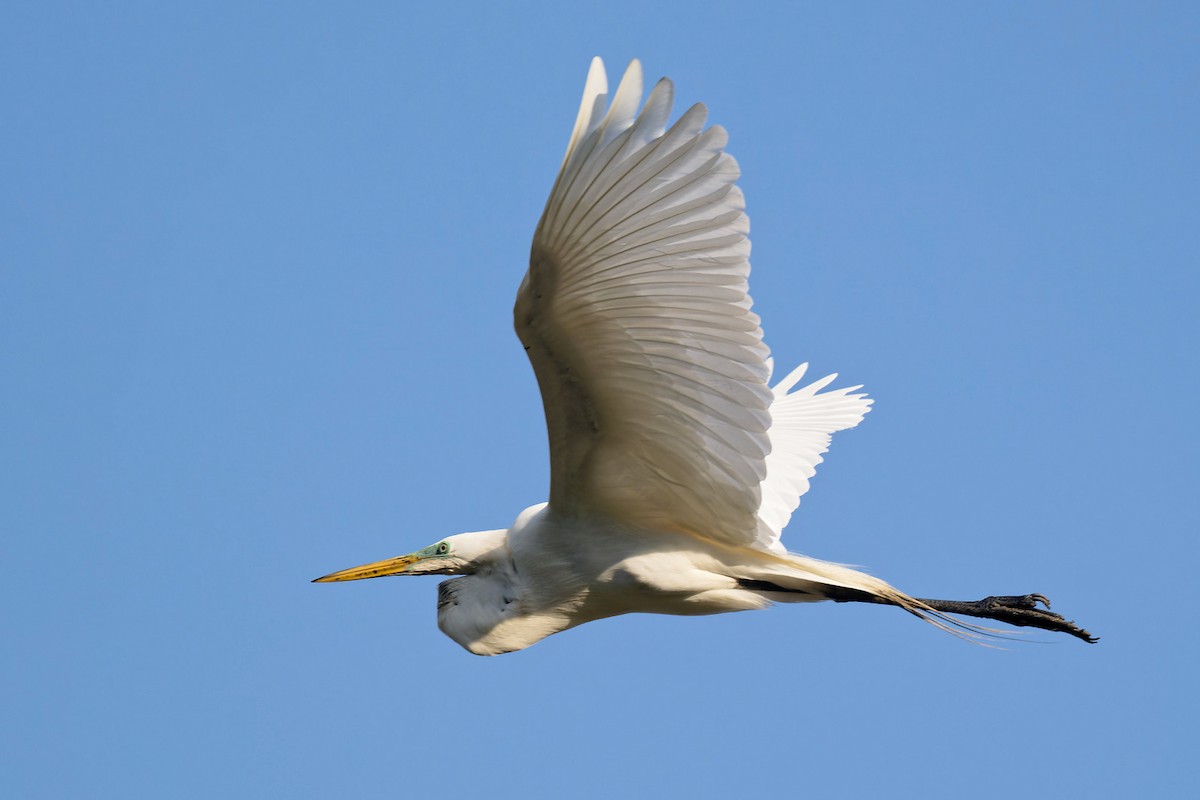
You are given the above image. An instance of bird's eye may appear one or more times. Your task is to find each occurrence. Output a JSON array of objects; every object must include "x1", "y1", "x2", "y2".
[{"x1": 436, "y1": 542, "x2": 450, "y2": 555}]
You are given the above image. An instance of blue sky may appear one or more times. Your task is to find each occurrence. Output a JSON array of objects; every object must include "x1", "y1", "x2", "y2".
[{"x1": 3, "y1": 2, "x2": 1197, "y2": 797}]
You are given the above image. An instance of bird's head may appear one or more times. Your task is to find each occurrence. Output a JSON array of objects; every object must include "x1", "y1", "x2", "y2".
[{"x1": 312, "y1": 529, "x2": 508, "y2": 583}]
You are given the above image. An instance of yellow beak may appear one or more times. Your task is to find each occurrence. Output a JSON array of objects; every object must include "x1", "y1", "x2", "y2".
[{"x1": 311, "y1": 554, "x2": 422, "y2": 583}]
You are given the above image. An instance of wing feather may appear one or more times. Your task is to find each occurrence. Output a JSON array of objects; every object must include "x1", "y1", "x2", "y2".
[
  {"x1": 754, "y1": 364, "x2": 873, "y2": 552},
  {"x1": 516, "y1": 59, "x2": 773, "y2": 543}
]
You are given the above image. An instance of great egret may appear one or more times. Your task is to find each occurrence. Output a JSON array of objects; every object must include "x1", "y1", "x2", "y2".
[{"x1": 315, "y1": 58, "x2": 1095, "y2": 655}]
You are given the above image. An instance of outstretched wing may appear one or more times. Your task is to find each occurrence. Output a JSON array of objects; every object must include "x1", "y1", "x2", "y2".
[
  {"x1": 754, "y1": 363, "x2": 873, "y2": 553},
  {"x1": 515, "y1": 58, "x2": 773, "y2": 545}
]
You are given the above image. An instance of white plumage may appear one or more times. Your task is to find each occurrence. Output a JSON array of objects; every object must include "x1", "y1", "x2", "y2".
[
  {"x1": 755, "y1": 362, "x2": 872, "y2": 551},
  {"x1": 519, "y1": 57, "x2": 772, "y2": 546},
  {"x1": 315, "y1": 58, "x2": 1096, "y2": 654}
]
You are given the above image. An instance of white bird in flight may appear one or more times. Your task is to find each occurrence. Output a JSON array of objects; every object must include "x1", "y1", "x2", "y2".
[{"x1": 315, "y1": 58, "x2": 1095, "y2": 655}]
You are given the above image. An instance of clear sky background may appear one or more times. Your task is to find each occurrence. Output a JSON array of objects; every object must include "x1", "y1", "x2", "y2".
[{"x1": 3, "y1": 2, "x2": 1197, "y2": 797}]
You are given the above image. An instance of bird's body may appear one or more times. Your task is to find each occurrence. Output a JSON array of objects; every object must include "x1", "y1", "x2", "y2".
[
  {"x1": 435, "y1": 503, "x2": 893, "y2": 656},
  {"x1": 315, "y1": 58, "x2": 1096, "y2": 654}
]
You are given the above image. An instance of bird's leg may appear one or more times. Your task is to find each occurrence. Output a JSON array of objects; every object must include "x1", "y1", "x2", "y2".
[
  {"x1": 823, "y1": 586, "x2": 1098, "y2": 643},
  {"x1": 912, "y1": 594, "x2": 1098, "y2": 643}
]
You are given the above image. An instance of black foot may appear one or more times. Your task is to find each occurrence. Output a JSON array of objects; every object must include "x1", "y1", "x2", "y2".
[{"x1": 915, "y1": 594, "x2": 1098, "y2": 643}]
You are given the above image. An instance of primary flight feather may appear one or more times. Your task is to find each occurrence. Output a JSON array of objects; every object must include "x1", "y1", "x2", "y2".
[{"x1": 314, "y1": 58, "x2": 1096, "y2": 655}]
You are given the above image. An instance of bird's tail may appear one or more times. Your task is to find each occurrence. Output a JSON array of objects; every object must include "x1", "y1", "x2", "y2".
[{"x1": 744, "y1": 548, "x2": 1009, "y2": 642}]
